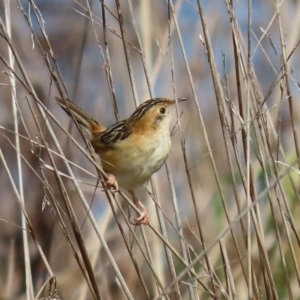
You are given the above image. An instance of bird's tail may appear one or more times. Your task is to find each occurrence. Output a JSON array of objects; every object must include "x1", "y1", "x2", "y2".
[{"x1": 56, "y1": 97, "x2": 106, "y2": 135}]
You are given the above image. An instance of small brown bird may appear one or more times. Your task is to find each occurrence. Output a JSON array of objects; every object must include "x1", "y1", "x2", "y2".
[{"x1": 57, "y1": 97, "x2": 186, "y2": 225}]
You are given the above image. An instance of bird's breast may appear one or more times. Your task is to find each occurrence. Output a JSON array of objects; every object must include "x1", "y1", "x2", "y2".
[{"x1": 99, "y1": 130, "x2": 171, "y2": 190}]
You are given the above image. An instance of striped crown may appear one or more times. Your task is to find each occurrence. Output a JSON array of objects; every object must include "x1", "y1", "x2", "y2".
[{"x1": 130, "y1": 98, "x2": 172, "y2": 121}]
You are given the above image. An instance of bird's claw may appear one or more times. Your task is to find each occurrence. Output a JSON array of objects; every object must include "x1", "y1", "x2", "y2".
[
  {"x1": 130, "y1": 201, "x2": 150, "y2": 225},
  {"x1": 103, "y1": 174, "x2": 119, "y2": 193}
]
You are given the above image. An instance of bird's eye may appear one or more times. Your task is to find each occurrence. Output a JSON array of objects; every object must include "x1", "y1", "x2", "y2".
[{"x1": 160, "y1": 107, "x2": 166, "y2": 114}]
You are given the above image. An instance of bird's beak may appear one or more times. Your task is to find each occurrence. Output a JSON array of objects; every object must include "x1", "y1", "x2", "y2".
[{"x1": 177, "y1": 97, "x2": 188, "y2": 103}]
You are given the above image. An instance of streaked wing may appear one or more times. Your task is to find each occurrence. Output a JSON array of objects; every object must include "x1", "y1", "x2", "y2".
[{"x1": 91, "y1": 120, "x2": 131, "y2": 149}]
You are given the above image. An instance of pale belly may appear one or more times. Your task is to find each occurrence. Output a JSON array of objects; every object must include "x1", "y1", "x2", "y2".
[{"x1": 99, "y1": 132, "x2": 171, "y2": 190}]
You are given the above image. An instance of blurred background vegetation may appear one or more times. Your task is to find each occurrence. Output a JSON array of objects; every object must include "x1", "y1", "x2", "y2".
[{"x1": 1, "y1": 0, "x2": 300, "y2": 299}]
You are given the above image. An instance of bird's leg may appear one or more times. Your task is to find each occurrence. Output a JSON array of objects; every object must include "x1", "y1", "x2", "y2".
[{"x1": 128, "y1": 190, "x2": 150, "y2": 225}]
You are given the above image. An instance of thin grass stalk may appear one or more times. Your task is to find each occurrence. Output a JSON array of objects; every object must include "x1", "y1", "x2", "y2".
[
  {"x1": 79, "y1": 206, "x2": 115, "y2": 298},
  {"x1": 107, "y1": 199, "x2": 152, "y2": 299},
  {"x1": 169, "y1": 28, "x2": 196, "y2": 299},
  {"x1": 246, "y1": 1, "x2": 253, "y2": 297},
  {"x1": 219, "y1": 239, "x2": 237, "y2": 300},
  {"x1": 95, "y1": 0, "x2": 119, "y2": 121},
  {"x1": 149, "y1": 193, "x2": 167, "y2": 288},
  {"x1": 4, "y1": 2, "x2": 34, "y2": 299},
  {"x1": 226, "y1": 0, "x2": 250, "y2": 250},
  {"x1": 127, "y1": 0, "x2": 153, "y2": 98},
  {"x1": 25, "y1": 0, "x2": 69, "y2": 98},
  {"x1": 64, "y1": 2, "x2": 91, "y2": 169},
  {"x1": 151, "y1": 0, "x2": 182, "y2": 87},
  {"x1": 74, "y1": 0, "x2": 141, "y2": 52},
  {"x1": 285, "y1": 1, "x2": 300, "y2": 56},
  {"x1": 249, "y1": 121, "x2": 279, "y2": 298},
  {"x1": 4, "y1": 241, "x2": 15, "y2": 298},
  {"x1": 221, "y1": 55, "x2": 255, "y2": 290},
  {"x1": 272, "y1": 192, "x2": 294, "y2": 299},
  {"x1": 165, "y1": 162, "x2": 196, "y2": 300},
  {"x1": 114, "y1": 0, "x2": 138, "y2": 106},
  {"x1": 260, "y1": 93, "x2": 300, "y2": 213},
  {"x1": 150, "y1": 179, "x2": 181, "y2": 299},
  {"x1": 269, "y1": 154, "x2": 300, "y2": 249},
  {"x1": 0, "y1": 149, "x2": 55, "y2": 282},
  {"x1": 264, "y1": 133, "x2": 300, "y2": 286},
  {"x1": 55, "y1": 177, "x2": 100, "y2": 299},
  {"x1": 217, "y1": 117, "x2": 252, "y2": 290},
  {"x1": 249, "y1": 98, "x2": 275, "y2": 298},
  {"x1": 275, "y1": 0, "x2": 300, "y2": 169},
  {"x1": 141, "y1": 225, "x2": 168, "y2": 299},
  {"x1": 109, "y1": 190, "x2": 166, "y2": 299},
  {"x1": 276, "y1": 194, "x2": 300, "y2": 289},
  {"x1": 274, "y1": 191, "x2": 300, "y2": 285},
  {"x1": 71, "y1": 1, "x2": 90, "y2": 102}
]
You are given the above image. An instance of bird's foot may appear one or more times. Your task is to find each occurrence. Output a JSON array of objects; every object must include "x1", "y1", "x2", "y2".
[
  {"x1": 131, "y1": 201, "x2": 150, "y2": 225},
  {"x1": 104, "y1": 173, "x2": 119, "y2": 193}
]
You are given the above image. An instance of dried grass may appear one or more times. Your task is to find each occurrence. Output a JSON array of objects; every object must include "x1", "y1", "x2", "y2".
[{"x1": 1, "y1": 0, "x2": 300, "y2": 299}]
